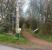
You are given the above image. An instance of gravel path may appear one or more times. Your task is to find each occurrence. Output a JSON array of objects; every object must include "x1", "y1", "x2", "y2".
[{"x1": 0, "y1": 44, "x2": 52, "y2": 50}]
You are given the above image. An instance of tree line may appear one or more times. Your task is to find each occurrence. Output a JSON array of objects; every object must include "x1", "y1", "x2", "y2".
[{"x1": 0, "y1": 0, "x2": 52, "y2": 34}]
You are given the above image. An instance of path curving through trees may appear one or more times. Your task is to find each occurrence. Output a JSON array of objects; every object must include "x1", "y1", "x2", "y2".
[{"x1": 22, "y1": 31, "x2": 52, "y2": 49}]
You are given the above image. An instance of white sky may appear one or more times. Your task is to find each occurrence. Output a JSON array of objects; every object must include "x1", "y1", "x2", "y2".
[{"x1": 23, "y1": 0, "x2": 30, "y2": 13}]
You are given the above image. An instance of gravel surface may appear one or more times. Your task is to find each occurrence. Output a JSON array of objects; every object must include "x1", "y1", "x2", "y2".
[
  {"x1": 0, "y1": 44, "x2": 52, "y2": 50},
  {"x1": 0, "y1": 45, "x2": 21, "y2": 50}
]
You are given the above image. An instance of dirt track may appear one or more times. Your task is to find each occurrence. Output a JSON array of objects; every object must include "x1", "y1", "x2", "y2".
[{"x1": 22, "y1": 31, "x2": 52, "y2": 49}]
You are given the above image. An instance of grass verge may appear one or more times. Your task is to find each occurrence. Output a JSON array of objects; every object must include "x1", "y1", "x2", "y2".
[{"x1": 0, "y1": 33, "x2": 32, "y2": 45}]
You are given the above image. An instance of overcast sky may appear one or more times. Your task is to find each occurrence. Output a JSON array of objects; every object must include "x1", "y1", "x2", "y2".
[{"x1": 23, "y1": 0, "x2": 30, "y2": 13}]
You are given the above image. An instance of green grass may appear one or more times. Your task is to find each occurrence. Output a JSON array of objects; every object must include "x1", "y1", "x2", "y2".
[
  {"x1": 33, "y1": 32, "x2": 52, "y2": 42},
  {"x1": 0, "y1": 33, "x2": 31, "y2": 45}
]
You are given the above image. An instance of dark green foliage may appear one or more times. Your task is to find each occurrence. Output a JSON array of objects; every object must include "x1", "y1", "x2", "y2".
[
  {"x1": 19, "y1": 17, "x2": 25, "y2": 28},
  {"x1": 15, "y1": 33, "x2": 20, "y2": 39},
  {"x1": 31, "y1": 19, "x2": 37, "y2": 30}
]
